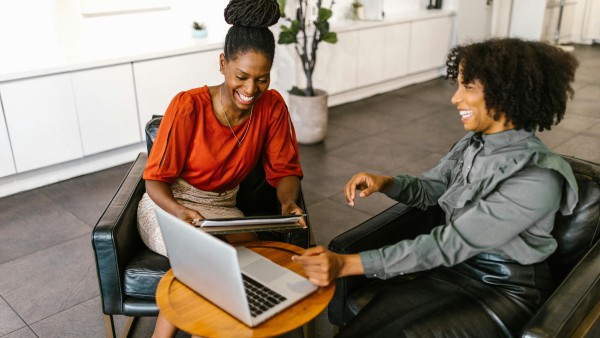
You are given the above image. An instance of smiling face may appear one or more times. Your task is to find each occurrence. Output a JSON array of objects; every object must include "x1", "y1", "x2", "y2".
[
  {"x1": 220, "y1": 51, "x2": 271, "y2": 115},
  {"x1": 451, "y1": 68, "x2": 513, "y2": 135}
]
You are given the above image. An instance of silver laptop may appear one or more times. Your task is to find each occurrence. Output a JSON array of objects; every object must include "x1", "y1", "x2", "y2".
[{"x1": 154, "y1": 207, "x2": 318, "y2": 327}]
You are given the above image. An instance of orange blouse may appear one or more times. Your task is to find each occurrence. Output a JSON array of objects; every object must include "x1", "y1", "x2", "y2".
[{"x1": 143, "y1": 86, "x2": 303, "y2": 191}]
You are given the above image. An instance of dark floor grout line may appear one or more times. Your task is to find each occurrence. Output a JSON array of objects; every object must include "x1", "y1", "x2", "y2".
[
  {"x1": 0, "y1": 293, "x2": 31, "y2": 337},
  {"x1": 37, "y1": 191, "x2": 98, "y2": 230},
  {"x1": 24, "y1": 294, "x2": 99, "y2": 330},
  {"x1": 0, "y1": 232, "x2": 93, "y2": 268}
]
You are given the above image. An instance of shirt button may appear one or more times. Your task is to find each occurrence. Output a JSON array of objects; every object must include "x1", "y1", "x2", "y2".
[{"x1": 467, "y1": 166, "x2": 471, "y2": 169}]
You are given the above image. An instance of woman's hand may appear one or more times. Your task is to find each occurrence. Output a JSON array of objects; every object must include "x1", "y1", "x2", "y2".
[
  {"x1": 281, "y1": 202, "x2": 306, "y2": 227},
  {"x1": 292, "y1": 246, "x2": 364, "y2": 286},
  {"x1": 146, "y1": 180, "x2": 203, "y2": 225},
  {"x1": 177, "y1": 208, "x2": 203, "y2": 226},
  {"x1": 276, "y1": 176, "x2": 306, "y2": 227},
  {"x1": 344, "y1": 172, "x2": 393, "y2": 206}
]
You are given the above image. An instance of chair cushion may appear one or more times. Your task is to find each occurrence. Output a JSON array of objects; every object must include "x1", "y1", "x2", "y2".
[{"x1": 124, "y1": 248, "x2": 170, "y2": 300}]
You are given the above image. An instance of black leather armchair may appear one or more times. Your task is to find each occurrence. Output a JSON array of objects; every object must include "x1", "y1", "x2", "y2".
[
  {"x1": 328, "y1": 156, "x2": 600, "y2": 337},
  {"x1": 92, "y1": 116, "x2": 312, "y2": 338}
]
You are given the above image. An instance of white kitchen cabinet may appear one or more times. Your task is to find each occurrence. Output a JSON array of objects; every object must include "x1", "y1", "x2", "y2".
[
  {"x1": 312, "y1": 30, "x2": 359, "y2": 95},
  {"x1": 358, "y1": 27, "x2": 386, "y2": 87},
  {"x1": 133, "y1": 50, "x2": 222, "y2": 138},
  {"x1": 383, "y1": 23, "x2": 410, "y2": 81},
  {"x1": 0, "y1": 100, "x2": 16, "y2": 177},
  {"x1": 71, "y1": 64, "x2": 140, "y2": 155},
  {"x1": 0, "y1": 74, "x2": 83, "y2": 172},
  {"x1": 357, "y1": 22, "x2": 410, "y2": 87},
  {"x1": 409, "y1": 16, "x2": 453, "y2": 74}
]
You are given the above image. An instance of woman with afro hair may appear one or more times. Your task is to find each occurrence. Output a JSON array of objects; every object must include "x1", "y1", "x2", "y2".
[
  {"x1": 293, "y1": 38, "x2": 580, "y2": 337},
  {"x1": 138, "y1": 0, "x2": 305, "y2": 336}
]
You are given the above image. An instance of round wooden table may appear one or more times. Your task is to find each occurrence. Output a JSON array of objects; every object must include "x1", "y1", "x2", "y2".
[{"x1": 156, "y1": 241, "x2": 336, "y2": 337}]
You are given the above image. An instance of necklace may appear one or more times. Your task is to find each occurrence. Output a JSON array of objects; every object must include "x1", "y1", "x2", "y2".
[{"x1": 219, "y1": 84, "x2": 253, "y2": 147}]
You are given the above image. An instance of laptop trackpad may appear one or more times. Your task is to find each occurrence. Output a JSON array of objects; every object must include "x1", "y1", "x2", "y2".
[{"x1": 244, "y1": 259, "x2": 287, "y2": 282}]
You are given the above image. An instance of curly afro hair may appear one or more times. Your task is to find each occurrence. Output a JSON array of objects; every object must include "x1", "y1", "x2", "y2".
[
  {"x1": 445, "y1": 38, "x2": 579, "y2": 132},
  {"x1": 223, "y1": 0, "x2": 281, "y2": 63}
]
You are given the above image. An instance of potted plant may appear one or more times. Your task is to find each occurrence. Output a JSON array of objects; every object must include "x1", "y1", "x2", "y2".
[
  {"x1": 351, "y1": 0, "x2": 364, "y2": 20},
  {"x1": 277, "y1": 0, "x2": 338, "y2": 144},
  {"x1": 191, "y1": 21, "x2": 207, "y2": 39}
]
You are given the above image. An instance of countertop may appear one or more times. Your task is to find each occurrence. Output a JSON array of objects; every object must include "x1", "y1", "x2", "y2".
[{"x1": 0, "y1": 9, "x2": 453, "y2": 83}]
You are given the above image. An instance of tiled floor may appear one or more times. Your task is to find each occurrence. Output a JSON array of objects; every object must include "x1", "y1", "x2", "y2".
[{"x1": 1, "y1": 44, "x2": 598, "y2": 338}]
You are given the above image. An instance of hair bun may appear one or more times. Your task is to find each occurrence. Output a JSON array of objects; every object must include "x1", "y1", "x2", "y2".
[{"x1": 224, "y1": 0, "x2": 280, "y2": 27}]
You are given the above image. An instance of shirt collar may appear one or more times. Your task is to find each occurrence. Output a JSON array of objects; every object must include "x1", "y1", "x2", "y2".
[{"x1": 480, "y1": 129, "x2": 534, "y2": 152}]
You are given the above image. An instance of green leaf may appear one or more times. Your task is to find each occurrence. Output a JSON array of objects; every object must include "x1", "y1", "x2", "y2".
[
  {"x1": 278, "y1": 31, "x2": 297, "y2": 44},
  {"x1": 277, "y1": 0, "x2": 286, "y2": 17},
  {"x1": 322, "y1": 32, "x2": 338, "y2": 44},
  {"x1": 315, "y1": 21, "x2": 329, "y2": 34},
  {"x1": 290, "y1": 19, "x2": 301, "y2": 31},
  {"x1": 317, "y1": 8, "x2": 333, "y2": 22}
]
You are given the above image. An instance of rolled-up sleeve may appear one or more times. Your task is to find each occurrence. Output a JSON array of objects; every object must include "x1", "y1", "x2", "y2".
[
  {"x1": 362, "y1": 165, "x2": 563, "y2": 279},
  {"x1": 262, "y1": 91, "x2": 303, "y2": 187},
  {"x1": 143, "y1": 92, "x2": 197, "y2": 184}
]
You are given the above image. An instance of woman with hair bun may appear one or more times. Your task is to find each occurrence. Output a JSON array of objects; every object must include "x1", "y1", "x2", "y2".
[{"x1": 137, "y1": 1, "x2": 304, "y2": 336}]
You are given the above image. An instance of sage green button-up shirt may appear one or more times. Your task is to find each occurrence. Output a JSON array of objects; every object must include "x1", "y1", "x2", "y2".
[{"x1": 360, "y1": 129, "x2": 579, "y2": 279}]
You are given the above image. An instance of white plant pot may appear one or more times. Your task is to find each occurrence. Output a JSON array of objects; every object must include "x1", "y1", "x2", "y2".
[{"x1": 288, "y1": 90, "x2": 328, "y2": 145}]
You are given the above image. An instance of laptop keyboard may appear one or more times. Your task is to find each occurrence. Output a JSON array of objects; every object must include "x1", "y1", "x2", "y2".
[{"x1": 242, "y1": 274, "x2": 287, "y2": 317}]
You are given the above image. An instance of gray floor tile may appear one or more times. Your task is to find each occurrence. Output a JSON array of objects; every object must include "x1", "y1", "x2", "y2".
[
  {"x1": 582, "y1": 121, "x2": 600, "y2": 138},
  {"x1": 0, "y1": 235, "x2": 99, "y2": 324},
  {"x1": 328, "y1": 135, "x2": 432, "y2": 173},
  {"x1": 1, "y1": 327, "x2": 37, "y2": 338},
  {"x1": 300, "y1": 154, "x2": 381, "y2": 201},
  {"x1": 574, "y1": 83, "x2": 600, "y2": 101},
  {"x1": 0, "y1": 297, "x2": 25, "y2": 336},
  {"x1": 302, "y1": 184, "x2": 330, "y2": 208},
  {"x1": 307, "y1": 199, "x2": 372, "y2": 246},
  {"x1": 377, "y1": 121, "x2": 461, "y2": 154},
  {"x1": 328, "y1": 102, "x2": 414, "y2": 136},
  {"x1": 38, "y1": 163, "x2": 131, "y2": 226},
  {"x1": 0, "y1": 191, "x2": 90, "y2": 264},
  {"x1": 538, "y1": 128, "x2": 578, "y2": 150},
  {"x1": 330, "y1": 191, "x2": 397, "y2": 218},
  {"x1": 389, "y1": 152, "x2": 445, "y2": 177},
  {"x1": 566, "y1": 96, "x2": 600, "y2": 118},
  {"x1": 29, "y1": 297, "x2": 106, "y2": 338},
  {"x1": 554, "y1": 112, "x2": 600, "y2": 134},
  {"x1": 554, "y1": 135, "x2": 600, "y2": 163},
  {"x1": 298, "y1": 123, "x2": 369, "y2": 161}
]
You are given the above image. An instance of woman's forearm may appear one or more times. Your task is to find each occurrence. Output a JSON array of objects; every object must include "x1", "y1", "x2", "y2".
[
  {"x1": 145, "y1": 180, "x2": 186, "y2": 215},
  {"x1": 276, "y1": 176, "x2": 302, "y2": 210}
]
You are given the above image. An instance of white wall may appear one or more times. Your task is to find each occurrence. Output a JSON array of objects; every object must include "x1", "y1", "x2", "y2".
[
  {"x1": 0, "y1": 0, "x2": 229, "y2": 66},
  {"x1": 571, "y1": 0, "x2": 600, "y2": 44}
]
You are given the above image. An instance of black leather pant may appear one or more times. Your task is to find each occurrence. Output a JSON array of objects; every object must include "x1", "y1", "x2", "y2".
[{"x1": 338, "y1": 253, "x2": 555, "y2": 338}]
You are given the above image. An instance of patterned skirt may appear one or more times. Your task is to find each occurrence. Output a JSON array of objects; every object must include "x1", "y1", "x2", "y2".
[{"x1": 136, "y1": 178, "x2": 243, "y2": 256}]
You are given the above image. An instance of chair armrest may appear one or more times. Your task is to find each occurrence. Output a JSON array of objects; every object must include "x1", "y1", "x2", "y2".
[
  {"x1": 92, "y1": 153, "x2": 147, "y2": 315},
  {"x1": 522, "y1": 237, "x2": 600, "y2": 338},
  {"x1": 327, "y1": 203, "x2": 444, "y2": 326}
]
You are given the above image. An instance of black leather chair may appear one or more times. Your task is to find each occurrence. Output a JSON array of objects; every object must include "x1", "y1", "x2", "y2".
[
  {"x1": 92, "y1": 116, "x2": 312, "y2": 338},
  {"x1": 328, "y1": 156, "x2": 600, "y2": 337}
]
